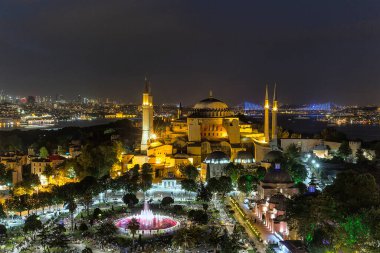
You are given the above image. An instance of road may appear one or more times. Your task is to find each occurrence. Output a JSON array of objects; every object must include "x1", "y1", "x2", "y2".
[{"x1": 228, "y1": 197, "x2": 267, "y2": 253}]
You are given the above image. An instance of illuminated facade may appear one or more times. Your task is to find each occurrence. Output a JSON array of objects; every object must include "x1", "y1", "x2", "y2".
[
  {"x1": 130, "y1": 85, "x2": 280, "y2": 183},
  {"x1": 141, "y1": 77, "x2": 154, "y2": 153},
  {"x1": 254, "y1": 85, "x2": 280, "y2": 163}
]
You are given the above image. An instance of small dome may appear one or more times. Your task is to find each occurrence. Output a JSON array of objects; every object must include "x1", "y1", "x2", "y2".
[
  {"x1": 194, "y1": 97, "x2": 229, "y2": 110},
  {"x1": 235, "y1": 151, "x2": 255, "y2": 164},
  {"x1": 269, "y1": 193, "x2": 286, "y2": 204},
  {"x1": 263, "y1": 150, "x2": 283, "y2": 163},
  {"x1": 204, "y1": 151, "x2": 230, "y2": 164},
  {"x1": 262, "y1": 167, "x2": 293, "y2": 184}
]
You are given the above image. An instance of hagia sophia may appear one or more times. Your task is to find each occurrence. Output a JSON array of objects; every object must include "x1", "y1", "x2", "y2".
[
  {"x1": 122, "y1": 78, "x2": 301, "y2": 238},
  {"x1": 123, "y1": 78, "x2": 284, "y2": 183}
]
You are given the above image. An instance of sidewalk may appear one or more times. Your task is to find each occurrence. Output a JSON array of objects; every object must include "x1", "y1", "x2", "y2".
[{"x1": 237, "y1": 201, "x2": 280, "y2": 245}]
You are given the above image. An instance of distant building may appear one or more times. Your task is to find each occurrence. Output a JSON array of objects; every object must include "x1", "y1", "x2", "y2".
[{"x1": 31, "y1": 155, "x2": 65, "y2": 185}]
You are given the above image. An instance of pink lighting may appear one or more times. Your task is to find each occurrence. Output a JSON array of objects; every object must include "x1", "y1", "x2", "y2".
[{"x1": 115, "y1": 201, "x2": 179, "y2": 234}]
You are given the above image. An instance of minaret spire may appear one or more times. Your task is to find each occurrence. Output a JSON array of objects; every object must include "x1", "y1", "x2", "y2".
[
  {"x1": 271, "y1": 83, "x2": 278, "y2": 143},
  {"x1": 209, "y1": 90, "x2": 213, "y2": 98},
  {"x1": 144, "y1": 75, "x2": 150, "y2": 94},
  {"x1": 264, "y1": 84, "x2": 270, "y2": 143}
]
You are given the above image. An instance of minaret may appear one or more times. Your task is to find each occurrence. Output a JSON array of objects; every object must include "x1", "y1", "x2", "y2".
[
  {"x1": 264, "y1": 85, "x2": 270, "y2": 143},
  {"x1": 271, "y1": 83, "x2": 278, "y2": 141},
  {"x1": 141, "y1": 76, "x2": 154, "y2": 153},
  {"x1": 177, "y1": 102, "x2": 182, "y2": 119}
]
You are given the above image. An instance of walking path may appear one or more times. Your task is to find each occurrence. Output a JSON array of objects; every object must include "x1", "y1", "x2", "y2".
[
  {"x1": 227, "y1": 197, "x2": 266, "y2": 253},
  {"x1": 237, "y1": 200, "x2": 280, "y2": 245}
]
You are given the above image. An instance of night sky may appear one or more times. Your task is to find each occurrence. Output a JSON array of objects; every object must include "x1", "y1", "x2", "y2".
[{"x1": 0, "y1": 0, "x2": 380, "y2": 106}]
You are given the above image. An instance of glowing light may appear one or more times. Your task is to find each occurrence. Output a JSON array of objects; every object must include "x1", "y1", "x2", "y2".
[{"x1": 116, "y1": 201, "x2": 179, "y2": 233}]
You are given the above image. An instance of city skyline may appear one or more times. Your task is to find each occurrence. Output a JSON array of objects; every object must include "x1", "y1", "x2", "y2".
[{"x1": 1, "y1": 1, "x2": 380, "y2": 105}]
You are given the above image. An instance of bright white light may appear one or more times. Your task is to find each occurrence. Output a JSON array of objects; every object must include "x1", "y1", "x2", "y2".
[{"x1": 311, "y1": 159, "x2": 316, "y2": 164}]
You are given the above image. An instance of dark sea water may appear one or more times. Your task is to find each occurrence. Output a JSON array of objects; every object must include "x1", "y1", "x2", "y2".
[
  {"x1": 1, "y1": 116, "x2": 379, "y2": 141},
  {"x1": 277, "y1": 115, "x2": 380, "y2": 142},
  {"x1": 0, "y1": 119, "x2": 119, "y2": 131}
]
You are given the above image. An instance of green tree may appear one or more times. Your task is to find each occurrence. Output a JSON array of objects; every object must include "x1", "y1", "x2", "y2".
[
  {"x1": 181, "y1": 179, "x2": 197, "y2": 198},
  {"x1": 324, "y1": 171, "x2": 380, "y2": 214},
  {"x1": 118, "y1": 168, "x2": 140, "y2": 193},
  {"x1": 67, "y1": 199, "x2": 77, "y2": 231},
  {"x1": 0, "y1": 224, "x2": 7, "y2": 240},
  {"x1": 237, "y1": 175, "x2": 256, "y2": 195},
  {"x1": 206, "y1": 177, "x2": 221, "y2": 196},
  {"x1": 140, "y1": 163, "x2": 153, "y2": 195},
  {"x1": 161, "y1": 196, "x2": 174, "y2": 207},
  {"x1": 287, "y1": 163, "x2": 307, "y2": 184},
  {"x1": 172, "y1": 227, "x2": 197, "y2": 252},
  {"x1": 256, "y1": 166, "x2": 267, "y2": 181},
  {"x1": 355, "y1": 148, "x2": 367, "y2": 165},
  {"x1": 0, "y1": 204, "x2": 6, "y2": 220},
  {"x1": 79, "y1": 191, "x2": 93, "y2": 217},
  {"x1": 338, "y1": 141, "x2": 352, "y2": 160},
  {"x1": 188, "y1": 209, "x2": 208, "y2": 224},
  {"x1": 123, "y1": 193, "x2": 139, "y2": 208},
  {"x1": 197, "y1": 182, "x2": 211, "y2": 203},
  {"x1": 5, "y1": 197, "x2": 26, "y2": 216},
  {"x1": 284, "y1": 143, "x2": 301, "y2": 164},
  {"x1": 207, "y1": 226, "x2": 223, "y2": 253},
  {"x1": 42, "y1": 164, "x2": 54, "y2": 184},
  {"x1": 79, "y1": 222, "x2": 89, "y2": 232},
  {"x1": 218, "y1": 176, "x2": 233, "y2": 197},
  {"x1": 0, "y1": 164, "x2": 13, "y2": 186},
  {"x1": 22, "y1": 173, "x2": 41, "y2": 190},
  {"x1": 48, "y1": 224, "x2": 69, "y2": 249},
  {"x1": 97, "y1": 221, "x2": 118, "y2": 243},
  {"x1": 24, "y1": 214, "x2": 43, "y2": 239},
  {"x1": 225, "y1": 163, "x2": 241, "y2": 186},
  {"x1": 39, "y1": 146, "x2": 49, "y2": 159},
  {"x1": 179, "y1": 165, "x2": 199, "y2": 180},
  {"x1": 127, "y1": 218, "x2": 140, "y2": 248}
]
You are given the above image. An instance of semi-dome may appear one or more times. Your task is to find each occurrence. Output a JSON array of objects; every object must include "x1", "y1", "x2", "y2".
[
  {"x1": 263, "y1": 150, "x2": 283, "y2": 163},
  {"x1": 204, "y1": 151, "x2": 230, "y2": 164},
  {"x1": 234, "y1": 151, "x2": 255, "y2": 164},
  {"x1": 262, "y1": 167, "x2": 293, "y2": 184},
  {"x1": 194, "y1": 97, "x2": 229, "y2": 110}
]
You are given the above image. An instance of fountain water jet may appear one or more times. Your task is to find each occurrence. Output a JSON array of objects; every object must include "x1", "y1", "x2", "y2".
[{"x1": 115, "y1": 201, "x2": 180, "y2": 235}]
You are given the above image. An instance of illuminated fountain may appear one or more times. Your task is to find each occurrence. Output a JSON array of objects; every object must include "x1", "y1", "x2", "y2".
[{"x1": 115, "y1": 201, "x2": 180, "y2": 236}]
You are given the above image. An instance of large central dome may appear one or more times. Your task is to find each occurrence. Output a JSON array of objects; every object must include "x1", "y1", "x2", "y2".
[
  {"x1": 189, "y1": 92, "x2": 233, "y2": 118},
  {"x1": 194, "y1": 97, "x2": 229, "y2": 110}
]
